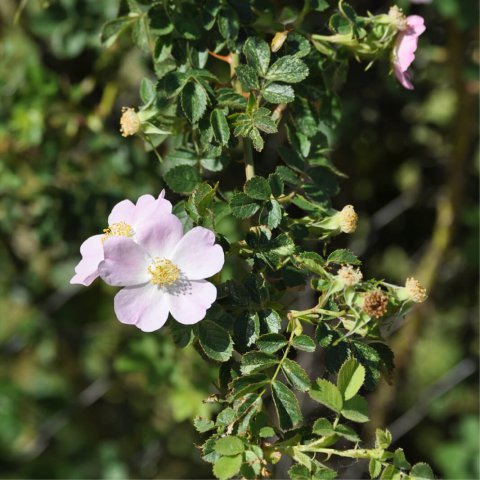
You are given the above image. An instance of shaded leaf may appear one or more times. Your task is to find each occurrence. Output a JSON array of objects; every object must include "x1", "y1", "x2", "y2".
[
  {"x1": 198, "y1": 320, "x2": 233, "y2": 362},
  {"x1": 271, "y1": 380, "x2": 303, "y2": 430},
  {"x1": 337, "y1": 358, "x2": 366, "y2": 401},
  {"x1": 181, "y1": 81, "x2": 208, "y2": 123},
  {"x1": 309, "y1": 379, "x2": 343, "y2": 412},
  {"x1": 282, "y1": 358, "x2": 311, "y2": 392}
]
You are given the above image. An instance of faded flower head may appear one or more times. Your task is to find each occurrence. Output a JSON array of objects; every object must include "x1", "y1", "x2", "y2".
[
  {"x1": 393, "y1": 15, "x2": 426, "y2": 90},
  {"x1": 340, "y1": 205, "x2": 358, "y2": 233},
  {"x1": 405, "y1": 277, "x2": 427, "y2": 303},
  {"x1": 337, "y1": 265, "x2": 363, "y2": 287},
  {"x1": 363, "y1": 290, "x2": 389, "y2": 318},
  {"x1": 388, "y1": 6, "x2": 408, "y2": 31},
  {"x1": 71, "y1": 192, "x2": 172, "y2": 286},
  {"x1": 98, "y1": 215, "x2": 225, "y2": 332},
  {"x1": 120, "y1": 107, "x2": 141, "y2": 137}
]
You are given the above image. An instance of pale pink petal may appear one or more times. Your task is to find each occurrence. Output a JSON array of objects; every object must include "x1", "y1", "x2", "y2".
[
  {"x1": 114, "y1": 284, "x2": 170, "y2": 332},
  {"x1": 108, "y1": 199, "x2": 136, "y2": 225},
  {"x1": 99, "y1": 237, "x2": 151, "y2": 286},
  {"x1": 134, "y1": 193, "x2": 173, "y2": 229},
  {"x1": 167, "y1": 280, "x2": 217, "y2": 325},
  {"x1": 70, "y1": 234, "x2": 104, "y2": 286},
  {"x1": 407, "y1": 15, "x2": 426, "y2": 36},
  {"x1": 135, "y1": 213, "x2": 184, "y2": 258},
  {"x1": 394, "y1": 66, "x2": 414, "y2": 90},
  {"x1": 171, "y1": 227, "x2": 224, "y2": 280}
]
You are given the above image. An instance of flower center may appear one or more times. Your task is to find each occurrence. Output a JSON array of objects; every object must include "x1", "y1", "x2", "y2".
[
  {"x1": 102, "y1": 221, "x2": 134, "y2": 243},
  {"x1": 148, "y1": 258, "x2": 180, "y2": 286}
]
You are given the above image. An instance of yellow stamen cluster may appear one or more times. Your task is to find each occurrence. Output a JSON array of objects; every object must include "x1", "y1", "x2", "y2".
[
  {"x1": 363, "y1": 290, "x2": 389, "y2": 319},
  {"x1": 337, "y1": 265, "x2": 363, "y2": 287},
  {"x1": 405, "y1": 277, "x2": 427, "y2": 303},
  {"x1": 340, "y1": 205, "x2": 358, "y2": 234},
  {"x1": 120, "y1": 107, "x2": 140, "y2": 137},
  {"x1": 148, "y1": 258, "x2": 180, "y2": 286},
  {"x1": 102, "y1": 222, "x2": 134, "y2": 243},
  {"x1": 388, "y1": 6, "x2": 408, "y2": 31}
]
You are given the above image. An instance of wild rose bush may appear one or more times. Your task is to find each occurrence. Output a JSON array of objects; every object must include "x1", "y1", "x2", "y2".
[{"x1": 73, "y1": 1, "x2": 434, "y2": 478}]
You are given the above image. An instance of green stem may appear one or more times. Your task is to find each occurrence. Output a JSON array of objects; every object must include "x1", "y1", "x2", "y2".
[{"x1": 243, "y1": 137, "x2": 255, "y2": 181}]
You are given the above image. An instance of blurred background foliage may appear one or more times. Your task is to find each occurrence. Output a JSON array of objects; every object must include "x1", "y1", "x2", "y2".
[{"x1": 0, "y1": 0, "x2": 478, "y2": 478}]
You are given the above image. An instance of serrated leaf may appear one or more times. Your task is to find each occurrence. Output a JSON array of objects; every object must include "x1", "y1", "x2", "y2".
[
  {"x1": 271, "y1": 380, "x2": 303, "y2": 430},
  {"x1": 245, "y1": 176, "x2": 272, "y2": 200},
  {"x1": 256, "y1": 333, "x2": 287, "y2": 353},
  {"x1": 393, "y1": 448, "x2": 411, "y2": 470},
  {"x1": 409, "y1": 463, "x2": 434, "y2": 479},
  {"x1": 289, "y1": 464, "x2": 310, "y2": 480},
  {"x1": 139, "y1": 77, "x2": 156, "y2": 107},
  {"x1": 253, "y1": 108, "x2": 278, "y2": 133},
  {"x1": 211, "y1": 109, "x2": 230, "y2": 145},
  {"x1": 213, "y1": 455, "x2": 242, "y2": 480},
  {"x1": 337, "y1": 358, "x2": 365, "y2": 401},
  {"x1": 375, "y1": 428, "x2": 393, "y2": 449},
  {"x1": 194, "y1": 417, "x2": 215, "y2": 433},
  {"x1": 309, "y1": 379, "x2": 343, "y2": 412},
  {"x1": 327, "y1": 249, "x2": 361, "y2": 265},
  {"x1": 240, "y1": 351, "x2": 278, "y2": 374},
  {"x1": 214, "y1": 436, "x2": 245, "y2": 456},
  {"x1": 217, "y1": 88, "x2": 247, "y2": 109},
  {"x1": 181, "y1": 81, "x2": 208, "y2": 123},
  {"x1": 265, "y1": 55, "x2": 309, "y2": 83},
  {"x1": 160, "y1": 71, "x2": 189, "y2": 98},
  {"x1": 230, "y1": 192, "x2": 260, "y2": 219},
  {"x1": 164, "y1": 164, "x2": 201, "y2": 194},
  {"x1": 276, "y1": 165, "x2": 302, "y2": 185},
  {"x1": 236, "y1": 64, "x2": 259, "y2": 91},
  {"x1": 259, "y1": 200, "x2": 282, "y2": 229},
  {"x1": 261, "y1": 309, "x2": 282, "y2": 333},
  {"x1": 229, "y1": 373, "x2": 269, "y2": 400},
  {"x1": 282, "y1": 359, "x2": 311, "y2": 392},
  {"x1": 380, "y1": 464, "x2": 401, "y2": 480},
  {"x1": 218, "y1": 9, "x2": 239, "y2": 41},
  {"x1": 292, "y1": 334, "x2": 316, "y2": 352},
  {"x1": 268, "y1": 173, "x2": 284, "y2": 197},
  {"x1": 315, "y1": 322, "x2": 335, "y2": 347},
  {"x1": 335, "y1": 424, "x2": 360, "y2": 442},
  {"x1": 198, "y1": 320, "x2": 233, "y2": 362},
  {"x1": 369, "y1": 459, "x2": 382, "y2": 479},
  {"x1": 312, "y1": 418, "x2": 335, "y2": 436},
  {"x1": 249, "y1": 127, "x2": 264, "y2": 152},
  {"x1": 294, "y1": 252, "x2": 325, "y2": 276},
  {"x1": 243, "y1": 37, "x2": 270, "y2": 76},
  {"x1": 216, "y1": 407, "x2": 236, "y2": 426},
  {"x1": 101, "y1": 16, "x2": 134, "y2": 47},
  {"x1": 233, "y1": 311, "x2": 260, "y2": 352},
  {"x1": 263, "y1": 83, "x2": 295, "y2": 103},
  {"x1": 341, "y1": 394, "x2": 369, "y2": 423}
]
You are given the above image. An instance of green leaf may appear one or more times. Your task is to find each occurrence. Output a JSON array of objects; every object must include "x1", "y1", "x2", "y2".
[
  {"x1": 230, "y1": 192, "x2": 260, "y2": 219},
  {"x1": 316, "y1": 323, "x2": 335, "y2": 347},
  {"x1": 194, "y1": 417, "x2": 215, "y2": 433},
  {"x1": 233, "y1": 312, "x2": 260, "y2": 351},
  {"x1": 236, "y1": 64, "x2": 259, "y2": 91},
  {"x1": 217, "y1": 88, "x2": 247, "y2": 109},
  {"x1": 309, "y1": 379, "x2": 343, "y2": 412},
  {"x1": 101, "y1": 16, "x2": 134, "y2": 47},
  {"x1": 263, "y1": 83, "x2": 295, "y2": 104},
  {"x1": 294, "y1": 252, "x2": 325, "y2": 276},
  {"x1": 312, "y1": 418, "x2": 335, "y2": 436},
  {"x1": 268, "y1": 173, "x2": 284, "y2": 197},
  {"x1": 292, "y1": 334, "x2": 316, "y2": 353},
  {"x1": 265, "y1": 55, "x2": 309, "y2": 83},
  {"x1": 198, "y1": 320, "x2": 233, "y2": 362},
  {"x1": 341, "y1": 394, "x2": 369, "y2": 423},
  {"x1": 276, "y1": 165, "x2": 302, "y2": 186},
  {"x1": 410, "y1": 463, "x2": 435, "y2": 479},
  {"x1": 271, "y1": 380, "x2": 303, "y2": 430},
  {"x1": 253, "y1": 108, "x2": 278, "y2": 133},
  {"x1": 334, "y1": 424, "x2": 360, "y2": 442},
  {"x1": 393, "y1": 448, "x2": 411, "y2": 470},
  {"x1": 181, "y1": 81, "x2": 208, "y2": 123},
  {"x1": 211, "y1": 109, "x2": 230, "y2": 145},
  {"x1": 245, "y1": 176, "x2": 272, "y2": 200},
  {"x1": 160, "y1": 71, "x2": 189, "y2": 98},
  {"x1": 216, "y1": 408, "x2": 236, "y2": 426},
  {"x1": 214, "y1": 436, "x2": 245, "y2": 456},
  {"x1": 259, "y1": 200, "x2": 282, "y2": 229},
  {"x1": 375, "y1": 428, "x2": 392, "y2": 449},
  {"x1": 337, "y1": 358, "x2": 366, "y2": 401},
  {"x1": 164, "y1": 165, "x2": 201, "y2": 194},
  {"x1": 243, "y1": 37, "x2": 271, "y2": 76},
  {"x1": 213, "y1": 455, "x2": 242, "y2": 480},
  {"x1": 282, "y1": 359, "x2": 311, "y2": 392},
  {"x1": 289, "y1": 464, "x2": 311, "y2": 480},
  {"x1": 261, "y1": 309, "x2": 282, "y2": 333},
  {"x1": 327, "y1": 249, "x2": 361, "y2": 265},
  {"x1": 249, "y1": 127, "x2": 264, "y2": 152},
  {"x1": 240, "y1": 351, "x2": 278, "y2": 375},
  {"x1": 256, "y1": 333, "x2": 287, "y2": 354},
  {"x1": 229, "y1": 373, "x2": 269, "y2": 400},
  {"x1": 380, "y1": 464, "x2": 401, "y2": 480},
  {"x1": 369, "y1": 459, "x2": 382, "y2": 479},
  {"x1": 218, "y1": 9, "x2": 239, "y2": 41},
  {"x1": 139, "y1": 77, "x2": 156, "y2": 107}
]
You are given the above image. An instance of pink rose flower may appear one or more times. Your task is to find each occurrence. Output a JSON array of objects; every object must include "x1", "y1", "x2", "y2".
[
  {"x1": 70, "y1": 192, "x2": 172, "y2": 286},
  {"x1": 393, "y1": 15, "x2": 426, "y2": 90},
  {"x1": 98, "y1": 215, "x2": 225, "y2": 332}
]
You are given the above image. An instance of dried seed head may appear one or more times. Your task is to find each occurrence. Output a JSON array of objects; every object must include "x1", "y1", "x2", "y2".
[
  {"x1": 388, "y1": 6, "x2": 408, "y2": 31},
  {"x1": 337, "y1": 265, "x2": 363, "y2": 287},
  {"x1": 405, "y1": 277, "x2": 427, "y2": 303},
  {"x1": 340, "y1": 205, "x2": 358, "y2": 233},
  {"x1": 363, "y1": 290, "x2": 389, "y2": 318},
  {"x1": 120, "y1": 107, "x2": 140, "y2": 137}
]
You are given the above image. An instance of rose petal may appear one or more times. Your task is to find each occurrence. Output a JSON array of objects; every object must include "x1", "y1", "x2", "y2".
[
  {"x1": 407, "y1": 15, "x2": 426, "y2": 36},
  {"x1": 171, "y1": 227, "x2": 224, "y2": 280},
  {"x1": 136, "y1": 213, "x2": 184, "y2": 259},
  {"x1": 167, "y1": 280, "x2": 217, "y2": 325},
  {"x1": 70, "y1": 234, "x2": 103, "y2": 286},
  {"x1": 394, "y1": 65, "x2": 414, "y2": 90},
  {"x1": 108, "y1": 199, "x2": 136, "y2": 225},
  {"x1": 134, "y1": 194, "x2": 173, "y2": 230},
  {"x1": 114, "y1": 284, "x2": 170, "y2": 332},
  {"x1": 99, "y1": 237, "x2": 150, "y2": 286}
]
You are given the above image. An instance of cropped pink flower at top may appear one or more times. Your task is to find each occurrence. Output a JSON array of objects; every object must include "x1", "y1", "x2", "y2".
[
  {"x1": 70, "y1": 192, "x2": 172, "y2": 286},
  {"x1": 98, "y1": 215, "x2": 225, "y2": 332},
  {"x1": 393, "y1": 15, "x2": 426, "y2": 90}
]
